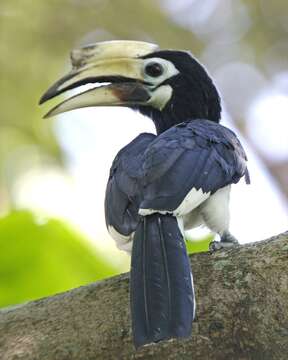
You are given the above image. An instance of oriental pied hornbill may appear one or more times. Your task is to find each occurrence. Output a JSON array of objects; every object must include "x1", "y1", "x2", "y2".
[{"x1": 40, "y1": 40, "x2": 250, "y2": 348}]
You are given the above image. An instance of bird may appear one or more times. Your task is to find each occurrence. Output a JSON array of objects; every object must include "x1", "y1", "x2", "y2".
[{"x1": 40, "y1": 40, "x2": 250, "y2": 348}]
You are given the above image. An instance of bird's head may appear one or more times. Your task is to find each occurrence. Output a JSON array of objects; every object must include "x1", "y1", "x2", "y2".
[{"x1": 40, "y1": 41, "x2": 221, "y2": 133}]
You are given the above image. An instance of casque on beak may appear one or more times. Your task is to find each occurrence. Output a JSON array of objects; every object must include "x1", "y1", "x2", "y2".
[{"x1": 39, "y1": 40, "x2": 159, "y2": 118}]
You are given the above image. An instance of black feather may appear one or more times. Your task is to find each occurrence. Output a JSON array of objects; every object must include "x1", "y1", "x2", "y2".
[
  {"x1": 105, "y1": 119, "x2": 249, "y2": 239},
  {"x1": 130, "y1": 214, "x2": 194, "y2": 348}
]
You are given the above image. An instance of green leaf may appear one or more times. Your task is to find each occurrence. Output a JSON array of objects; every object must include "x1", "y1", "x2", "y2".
[
  {"x1": 0, "y1": 210, "x2": 118, "y2": 308},
  {"x1": 185, "y1": 233, "x2": 214, "y2": 254}
]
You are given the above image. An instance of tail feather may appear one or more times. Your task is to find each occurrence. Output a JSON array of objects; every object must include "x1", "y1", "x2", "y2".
[{"x1": 130, "y1": 213, "x2": 195, "y2": 348}]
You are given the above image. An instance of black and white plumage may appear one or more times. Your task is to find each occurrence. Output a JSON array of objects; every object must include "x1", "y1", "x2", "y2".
[
  {"x1": 40, "y1": 40, "x2": 250, "y2": 348},
  {"x1": 105, "y1": 119, "x2": 249, "y2": 347},
  {"x1": 105, "y1": 119, "x2": 249, "y2": 251}
]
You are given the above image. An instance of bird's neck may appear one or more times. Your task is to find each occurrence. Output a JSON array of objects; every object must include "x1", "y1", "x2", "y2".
[
  {"x1": 152, "y1": 109, "x2": 183, "y2": 134},
  {"x1": 139, "y1": 103, "x2": 221, "y2": 135},
  {"x1": 138, "y1": 107, "x2": 178, "y2": 134},
  {"x1": 138, "y1": 81, "x2": 221, "y2": 134}
]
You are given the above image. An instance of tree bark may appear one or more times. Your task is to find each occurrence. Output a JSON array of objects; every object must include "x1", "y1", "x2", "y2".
[{"x1": 1, "y1": 232, "x2": 288, "y2": 360}]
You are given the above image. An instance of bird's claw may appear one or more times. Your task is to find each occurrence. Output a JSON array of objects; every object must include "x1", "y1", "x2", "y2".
[
  {"x1": 209, "y1": 234, "x2": 239, "y2": 252},
  {"x1": 209, "y1": 241, "x2": 237, "y2": 252}
]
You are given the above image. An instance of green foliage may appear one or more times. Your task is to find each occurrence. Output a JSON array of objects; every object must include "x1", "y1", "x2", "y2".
[
  {"x1": 0, "y1": 210, "x2": 118, "y2": 308},
  {"x1": 0, "y1": 209, "x2": 213, "y2": 309},
  {"x1": 186, "y1": 233, "x2": 214, "y2": 254}
]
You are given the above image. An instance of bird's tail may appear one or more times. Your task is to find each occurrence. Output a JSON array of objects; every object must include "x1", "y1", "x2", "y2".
[{"x1": 130, "y1": 213, "x2": 195, "y2": 348}]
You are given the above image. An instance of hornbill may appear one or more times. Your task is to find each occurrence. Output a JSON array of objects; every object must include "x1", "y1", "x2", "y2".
[{"x1": 40, "y1": 40, "x2": 250, "y2": 348}]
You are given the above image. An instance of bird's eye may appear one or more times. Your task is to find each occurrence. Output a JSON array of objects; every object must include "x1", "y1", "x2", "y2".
[{"x1": 144, "y1": 62, "x2": 164, "y2": 77}]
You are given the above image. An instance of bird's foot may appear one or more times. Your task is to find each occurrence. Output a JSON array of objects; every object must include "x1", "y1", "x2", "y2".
[
  {"x1": 221, "y1": 232, "x2": 239, "y2": 244},
  {"x1": 209, "y1": 232, "x2": 239, "y2": 252}
]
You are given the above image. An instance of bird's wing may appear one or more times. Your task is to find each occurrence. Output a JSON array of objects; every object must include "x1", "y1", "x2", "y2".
[
  {"x1": 139, "y1": 119, "x2": 249, "y2": 215},
  {"x1": 105, "y1": 133, "x2": 156, "y2": 249}
]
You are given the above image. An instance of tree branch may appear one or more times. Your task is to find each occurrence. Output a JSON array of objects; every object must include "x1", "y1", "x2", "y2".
[{"x1": 1, "y1": 232, "x2": 288, "y2": 360}]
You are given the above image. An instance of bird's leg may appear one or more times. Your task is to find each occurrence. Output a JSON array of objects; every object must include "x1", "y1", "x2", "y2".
[
  {"x1": 220, "y1": 231, "x2": 239, "y2": 245},
  {"x1": 209, "y1": 231, "x2": 239, "y2": 252}
]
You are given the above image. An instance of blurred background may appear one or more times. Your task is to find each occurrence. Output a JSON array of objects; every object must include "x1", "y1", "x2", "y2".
[{"x1": 0, "y1": 0, "x2": 287, "y2": 308}]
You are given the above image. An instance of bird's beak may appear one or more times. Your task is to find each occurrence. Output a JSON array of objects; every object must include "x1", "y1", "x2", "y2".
[{"x1": 39, "y1": 40, "x2": 159, "y2": 118}]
